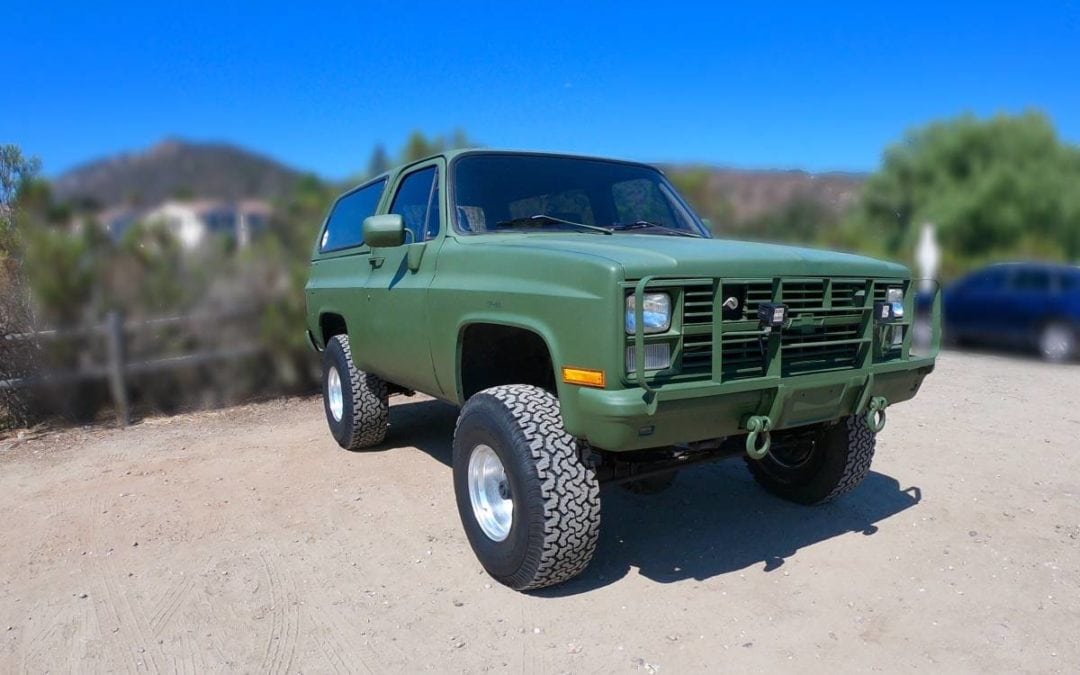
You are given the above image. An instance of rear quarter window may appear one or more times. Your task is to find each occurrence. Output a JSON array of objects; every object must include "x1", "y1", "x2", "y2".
[{"x1": 320, "y1": 179, "x2": 387, "y2": 252}]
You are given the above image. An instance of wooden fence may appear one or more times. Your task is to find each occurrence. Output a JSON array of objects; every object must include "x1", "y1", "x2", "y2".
[{"x1": 1, "y1": 309, "x2": 261, "y2": 426}]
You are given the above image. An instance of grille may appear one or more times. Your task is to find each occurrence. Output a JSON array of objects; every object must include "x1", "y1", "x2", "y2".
[
  {"x1": 666, "y1": 278, "x2": 890, "y2": 382},
  {"x1": 683, "y1": 286, "x2": 714, "y2": 325}
]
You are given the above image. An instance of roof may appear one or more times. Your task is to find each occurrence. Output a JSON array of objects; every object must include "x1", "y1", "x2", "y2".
[{"x1": 986, "y1": 261, "x2": 1080, "y2": 273}]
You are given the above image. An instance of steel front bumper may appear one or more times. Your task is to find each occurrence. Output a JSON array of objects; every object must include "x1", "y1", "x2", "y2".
[
  {"x1": 562, "y1": 280, "x2": 943, "y2": 452},
  {"x1": 567, "y1": 358, "x2": 935, "y2": 451}
]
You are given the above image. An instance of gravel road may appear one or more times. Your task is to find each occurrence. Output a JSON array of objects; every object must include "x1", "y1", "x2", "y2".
[{"x1": 1, "y1": 352, "x2": 1078, "y2": 673}]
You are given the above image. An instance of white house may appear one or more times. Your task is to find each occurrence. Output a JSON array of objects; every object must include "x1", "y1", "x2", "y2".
[{"x1": 140, "y1": 199, "x2": 272, "y2": 249}]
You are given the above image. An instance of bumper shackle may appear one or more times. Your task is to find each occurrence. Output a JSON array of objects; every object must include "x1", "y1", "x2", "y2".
[
  {"x1": 866, "y1": 396, "x2": 888, "y2": 433},
  {"x1": 744, "y1": 415, "x2": 773, "y2": 460}
]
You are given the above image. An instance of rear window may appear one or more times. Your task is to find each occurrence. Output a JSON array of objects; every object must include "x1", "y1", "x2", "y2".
[{"x1": 320, "y1": 179, "x2": 386, "y2": 251}]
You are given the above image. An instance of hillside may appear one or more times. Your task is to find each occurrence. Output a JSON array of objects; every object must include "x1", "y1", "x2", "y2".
[
  {"x1": 669, "y1": 166, "x2": 864, "y2": 222},
  {"x1": 50, "y1": 139, "x2": 866, "y2": 224},
  {"x1": 52, "y1": 139, "x2": 304, "y2": 208}
]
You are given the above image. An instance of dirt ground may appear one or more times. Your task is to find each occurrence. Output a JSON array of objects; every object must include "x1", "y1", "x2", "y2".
[{"x1": 1, "y1": 351, "x2": 1078, "y2": 674}]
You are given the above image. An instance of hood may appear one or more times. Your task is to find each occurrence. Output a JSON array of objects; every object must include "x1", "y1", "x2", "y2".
[{"x1": 472, "y1": 233, "x2": 909, "y2": 280}]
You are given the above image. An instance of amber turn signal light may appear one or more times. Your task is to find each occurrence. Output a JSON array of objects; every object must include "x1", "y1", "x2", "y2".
[{"x1": 562, "y1": 366, "x2": 606, "y2": 388}]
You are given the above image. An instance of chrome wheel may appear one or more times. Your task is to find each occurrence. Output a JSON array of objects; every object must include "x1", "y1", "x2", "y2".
[
  {"x1": 467, "y1": 444, "x2": 513, "y2": 541},
  {"x1": 1040, "y1": 324, "x2": 1074, "y2": 362},
  {"x1": 327, "y1": 366, "x2": 344, "y2": 422}
]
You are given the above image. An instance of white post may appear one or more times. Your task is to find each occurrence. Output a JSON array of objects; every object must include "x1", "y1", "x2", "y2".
[{"x1": 916, "y1": 222, "x2": 940, "y2": 292}]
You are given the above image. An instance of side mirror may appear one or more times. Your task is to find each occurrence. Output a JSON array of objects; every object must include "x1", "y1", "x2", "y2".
[{"x1": 363, "y1": 214, "x2": 406, "y2": 248}]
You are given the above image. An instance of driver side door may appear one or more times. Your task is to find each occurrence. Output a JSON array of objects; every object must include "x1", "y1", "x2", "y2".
[{"x1": 363, "y1": 159, "x2": 445, "y2": 395}]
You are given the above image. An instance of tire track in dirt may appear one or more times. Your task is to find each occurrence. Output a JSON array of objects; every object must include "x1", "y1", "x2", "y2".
[
  {"x1": 257, "y1": 549, "x2": 300, "y2": 675},
  {"x1": 79, "y1": 494, "x2": 142, "y2": 675},
  {"x1": 147, "y1": 564, "x2": 205, "y2": 675},
  {"x1": 17, "y1": 602, "x2": 63, "y2": 674},
  {"x1": 149, "y1": 567, "x2": 198, "y2": 637},
  {"x1": 84, "y1": 493, "x2": 177, "y2": 674},
  {"x1": 183, "y1": 584, "x2": 235, "y2": 670},
  {"x1": 306, "y1": 612, "x2": 354, "y2": 675},
  {"x1": 305, "y1": 597, "x2": 378, "y2": 675}
]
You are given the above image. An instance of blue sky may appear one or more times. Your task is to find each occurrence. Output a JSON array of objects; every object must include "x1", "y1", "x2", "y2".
[{"x1": 5, "y1": 1, "x2": 1079, "y2": 179}]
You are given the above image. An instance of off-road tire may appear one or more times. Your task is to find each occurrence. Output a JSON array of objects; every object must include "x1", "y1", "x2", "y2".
[
  {"x1": 621, "y1": 471, "x2": 677, "y2": 495},
  {"x1": 1039, "y1": 322, "x2": 1077, "y2": 363},
  {"x1": 745, "y1": 414, "x2": 876, "y2": 505},
  {"x1": 322, "y1": 334, "x2": 388, "y2": 450},
  {"x1": 452, "y1": 385, "x2": 601, "y2": 591}
]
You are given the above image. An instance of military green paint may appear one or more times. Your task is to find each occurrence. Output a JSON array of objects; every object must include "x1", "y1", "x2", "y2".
[{"x1": 305, "y1": 150, "x2": 939, "y2": 452}]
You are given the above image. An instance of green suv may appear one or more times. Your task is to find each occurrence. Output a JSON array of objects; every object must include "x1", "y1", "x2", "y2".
[{"x1": 305, "y1": 150, "x2": 940, "y2": 591}]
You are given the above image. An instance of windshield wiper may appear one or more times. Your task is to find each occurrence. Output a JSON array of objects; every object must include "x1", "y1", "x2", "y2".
[
  {"x1": 609, "y1": 221, "x2": 703, "y2": 238},
  {"x1": 493, "y1": 214, "x2": 613, "y2": 235}
]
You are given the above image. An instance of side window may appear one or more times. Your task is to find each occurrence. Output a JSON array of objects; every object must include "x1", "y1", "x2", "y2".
[
  {"x1": 1011, "y1": 268, "x2": 1051, "y2": 292},
  {"x1": 965, "y1": 269, "x2": 1006, "y2": 292},
  {"x1": 390, "y1": 167, "x2": 441, "y2": 242},
  {"x1": 1062, "y1": 273, "x2": 1079, "y2": 292},
  {"x1": 320, "y1": 179, "x2": 386, "y2": 251}
]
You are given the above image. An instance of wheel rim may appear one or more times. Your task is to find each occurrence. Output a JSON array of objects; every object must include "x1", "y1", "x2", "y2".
[
  {"x1": 768, "y1": 438, "x2": 816, "y2": 470},
  {"x1": 1041, "y1": 325, "x2": 1073, "y2": 361},
  {"x1": 467, "y1": 444, "x2": 513, "y2": 542},
  {"x1": 327, "y1": 366, "x2": 344, "y2": 422}
]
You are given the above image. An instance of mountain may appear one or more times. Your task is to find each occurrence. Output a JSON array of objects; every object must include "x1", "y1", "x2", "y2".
[
  {"x1": 663, "y1": 164, "x2": 865, "y2": 224},
  {"x1": 52, "y1": 139, "x2": 304, "y2": 208},
  {"x1": 51, "y1": 139, "x2": 866, "y2": 223}
]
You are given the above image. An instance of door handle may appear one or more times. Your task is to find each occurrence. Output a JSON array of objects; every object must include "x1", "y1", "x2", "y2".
[{"x1": 369, "y1": 257, "x2": 384, "y2": 269}]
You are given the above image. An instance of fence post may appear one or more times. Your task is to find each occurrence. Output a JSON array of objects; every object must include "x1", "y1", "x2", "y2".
[{"x1": 105, "y1": 311, "x2": 130, "y2": 426}]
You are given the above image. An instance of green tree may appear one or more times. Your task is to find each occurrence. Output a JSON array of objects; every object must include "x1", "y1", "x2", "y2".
[
  {"x1": 0, "y1": 146, "x2": 43, "y2": 427},
  {"x1": 851, "y1": 111, "x2": 1080, "y2": 276},
  {"x1": 743, "y1": 195, "x2": 835, "y2": 244},
  {"x1": 398, "y1": 129, "x2": 478, "y2": 164},
  {"x1": 1, "y1": 145, "x2": 41, "y2": 258},
  {"x1": 0, "y1": 145, "x2": 40, "y2": 208},
  {"x1": 367, "y1": 144, "x2": 390, "y2": 176}
]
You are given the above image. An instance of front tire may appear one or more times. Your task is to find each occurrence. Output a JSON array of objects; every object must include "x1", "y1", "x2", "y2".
[
  {"x1": 322, "y1": 334, "x2": 388, "y2": 450},
  {"x1": 1039, "y1": 322, "x2": 1076, "y2": 363},
  {"x1": 744, "y1": 414, "x2": 876, "y2": 505},
  {"x1": 452, "y1": 385, "x2": 600, "y2": 591}
]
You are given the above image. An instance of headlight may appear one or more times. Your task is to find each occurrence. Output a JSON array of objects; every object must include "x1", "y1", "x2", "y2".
[
  {"x1": 886, "y1": 287, "x2": 904, "y2": 303},
  {"x1": 626, "y1": 292, "x2": 672, "y2": 334}
]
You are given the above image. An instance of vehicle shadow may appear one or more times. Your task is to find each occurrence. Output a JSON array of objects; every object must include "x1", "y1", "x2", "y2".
[
  {"x1": 381, "y1": 398, "x2": 923, "y2": 596},
  {"x1": 377, "y1": 396, "x2": 458, "y2": 466},
  {"x1": 538, "y1": 466, "x2": 921, "y2": 596}
]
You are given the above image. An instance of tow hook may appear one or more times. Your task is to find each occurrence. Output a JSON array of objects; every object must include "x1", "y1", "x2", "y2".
[
  {"x1": 744, "y1": 415, "x2": 773, "y2": 460},
  {"x1": 866, "y1": 396, "x2": 888, "y2": 433}
]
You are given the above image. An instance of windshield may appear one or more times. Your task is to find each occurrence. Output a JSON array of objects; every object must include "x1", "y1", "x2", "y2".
[{"x1": 451, "y1": 154, "x2": 710, "y2": 237}]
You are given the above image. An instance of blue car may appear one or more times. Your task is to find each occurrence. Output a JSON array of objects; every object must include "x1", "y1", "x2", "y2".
[{"x1": 933, "y1": 262, "x2": 1080, "y2": 362}]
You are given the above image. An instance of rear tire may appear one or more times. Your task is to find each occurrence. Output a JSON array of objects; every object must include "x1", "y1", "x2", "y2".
[
  {"x1": 322, "y1": 334, "x2": 388, "y2": 450},
  {"x1": 744, "y1": 415, "x2": 876, "y2": 505},
  {"x1": 452, "y1": 385, "x2": 600, "y2": 591}
]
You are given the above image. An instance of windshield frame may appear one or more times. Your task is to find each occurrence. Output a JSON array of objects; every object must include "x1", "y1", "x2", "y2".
[{"x1": 447, "y1": 151, "x2": 711, "y2": 239}]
